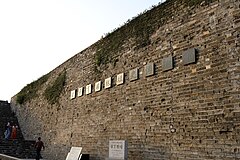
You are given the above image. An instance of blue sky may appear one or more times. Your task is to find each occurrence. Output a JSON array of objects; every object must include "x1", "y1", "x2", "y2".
[{"x1": 0, "y1": 0, "x2": 165, "y2": 101}]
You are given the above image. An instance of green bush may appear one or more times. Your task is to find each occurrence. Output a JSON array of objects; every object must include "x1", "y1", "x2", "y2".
[
  {"x1": 44, "y1": 70, "x2": 66, "y2": 105},
  {"x1": 94, "y1": 0, "x2": 216, "y2": 68},
  {"x1": 94, "y1": 1, "x2": 170, "y2": 68},
  {"x1": 16, "y1": 93, "x2": 25, "y2": 104},
  {"x1": 16, "y1": 74, "x2": 49, "y2": 104}
]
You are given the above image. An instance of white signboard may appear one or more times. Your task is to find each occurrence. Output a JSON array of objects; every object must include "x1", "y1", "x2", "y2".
[
  {"x1": 109, "y1": 140, "x2": 127, "y2": 160},
  {"x1": 95, "y1": 81, "x2": 102, "y2": 92},
  {"x1": 129, "y1": 68, "x2": 138, "y2": 81},
  {"x1": 105, "y1": 77, "x2": 111, "y2": 89},
  {"x1": 116, "y1": 73, "x2": 124, "y2": 85},
  {"x1": 77, "y1": 87, "x2": 83, "y2": 97},
  {"x1": 65, "y1": 147, "x2": 82, "y2": 160},
  {"x1": 86, "y1": 84, "x2": 92, "y2": 95},
  {"x1": 145, "y1": 63, "x2": 154, "y2": 77},
  {"x1": 70, "y1": 90, "x2": 76, "y2": 99}
]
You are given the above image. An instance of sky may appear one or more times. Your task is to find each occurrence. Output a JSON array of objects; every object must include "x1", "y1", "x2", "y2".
[{"x1": 0, "y1": 0, "x2": 165, "y2": 102}]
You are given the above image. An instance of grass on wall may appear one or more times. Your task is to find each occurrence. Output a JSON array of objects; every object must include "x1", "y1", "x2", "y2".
[
  {"x1": 94, "y1": 0, "x2": 217, "y2": 70},
  {"x1": 43, "y1": 70, "x2": 66, "y2": 105},
  {"x1": 16, "y1": 74, "x2": 49, "y2": 104}
]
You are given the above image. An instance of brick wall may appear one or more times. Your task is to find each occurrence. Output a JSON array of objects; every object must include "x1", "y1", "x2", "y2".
[{"x1": 11, "y1": 0, "x2": 240, "y2": 159}]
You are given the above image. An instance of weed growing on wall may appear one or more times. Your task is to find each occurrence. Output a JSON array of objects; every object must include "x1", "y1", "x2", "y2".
[
  {"x1": 94, "y1": 0, "x2": 217, "y2": 70},
  {"x1": 16, "y1": 74, "x2": 49, "y2": 104},
  {"x1": 44, "y1": 70, "x2": 66, "y2": 105}
]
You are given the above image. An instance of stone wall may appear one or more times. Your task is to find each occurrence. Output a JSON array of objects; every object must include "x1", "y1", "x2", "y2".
[{"x1": 11, "y1": 0, "x2": 240, "y2": 159}]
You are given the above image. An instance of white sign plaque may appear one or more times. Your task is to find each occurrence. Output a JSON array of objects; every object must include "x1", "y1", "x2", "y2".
[
  {"x1": 65, "y1": 147, "x2": 82, "y2": 160},
  {"x1": 116, "y1": 73, "x2": 124, "y2": 85},
  {"x1": 105, "y1": 77, "x2": 111, "y2": 89},
  {"x1": 129, "y1": 68, "x2": 138, "y2": 81},
  {"x1": 86, "y1": 84, "x2": 92, "y2": 95},
  {"x1": 109, "y1": 140, "x2": 127, "y2": 160},
  {"x1": 77, "y1": 87, "x2": 83, "y2": 97},
  {"x1": 70, "y1": 90, "x2": 76, "y2": 99},
  {"x1": 145, "y1": 63, "x2": 154, "y2": 77},
  {"x1": 95, "y1": 81, "x2": 101, "y2": 92}
]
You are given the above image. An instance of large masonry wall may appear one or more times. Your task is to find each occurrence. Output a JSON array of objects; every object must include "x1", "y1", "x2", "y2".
[{"x1": 11, "y1": 0, "x2": 240, "y2": 160}]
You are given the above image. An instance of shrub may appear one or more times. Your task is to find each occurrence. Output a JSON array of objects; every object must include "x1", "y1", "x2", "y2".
[
  {"x1": 44, "y1": 70, "x2": 66, "y2": 105},
  {"x1": 16, "y1": 74, "x2": 49, "y2": 104}
]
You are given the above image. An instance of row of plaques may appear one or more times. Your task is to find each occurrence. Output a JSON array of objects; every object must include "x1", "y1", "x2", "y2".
[
  {"x1": 70, "y1": 62, "x2": 154, "y2": 99},
  {"x1": 70, "y1": 48, "x2": 196, "y2": 99}
]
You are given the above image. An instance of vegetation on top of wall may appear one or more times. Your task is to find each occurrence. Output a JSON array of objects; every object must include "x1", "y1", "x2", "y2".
[
  {"x1": 94, "y1": 0, "x2": 217, "y2": 70},
  {"x1": 44, "y1": 70, "x2": 66, "y2": 105},
  {"x1": 16, "y1": 74, "x2": 49, "y2": 105}
]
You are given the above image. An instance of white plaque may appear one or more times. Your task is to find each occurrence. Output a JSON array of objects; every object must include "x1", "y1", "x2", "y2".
[
  {"x1": 70, "y1": 90, "x2": 76, "y2": 99},
  {"x1": 65, "y1": 147, "x2": 82, "y2": 160},
  {"x1": 109, "y1": 140, "x2": 127, "y2": 160},
  {"x1": 105, "y1": 77, "x2": 111, "y2": 89},
  {"x1": 95, "y1": 81, "x2": 101, "y2": 92},
  {"x1": 77, "y1": 87, "x2": 83, "y2": 97},
  {"x1": 86, "y1": 84, "x2": 92, "y2": 95},
  {"x1": 116, "y1": 73, "x2": 124, "y2": 85},
  {"x1": 129, "y1": 68, "x2": 138, "y2": 81},
  {"x1": 145, "y1": 63, "x2": 154, "y2": 77}
]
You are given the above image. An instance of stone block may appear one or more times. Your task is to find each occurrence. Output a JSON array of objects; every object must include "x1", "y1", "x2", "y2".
[{"x1": 109, "y1": 140, "x2": 127, "y2": 160}]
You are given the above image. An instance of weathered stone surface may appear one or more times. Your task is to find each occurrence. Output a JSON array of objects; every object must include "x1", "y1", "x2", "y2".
[{"x1": 10, "y1": 0, "x2": 240, "y2": 160}]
